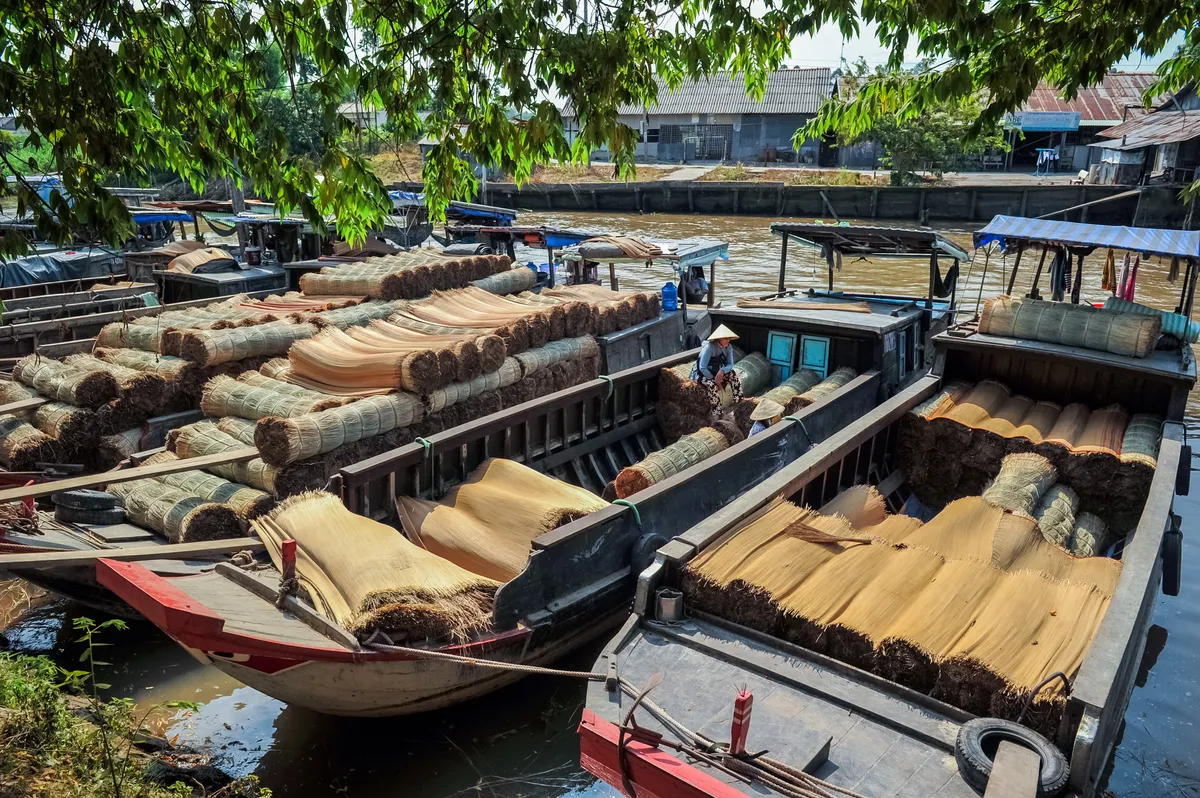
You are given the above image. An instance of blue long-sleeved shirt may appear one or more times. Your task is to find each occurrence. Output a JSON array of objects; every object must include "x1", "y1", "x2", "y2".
[{"x1": 694, "y1": 341, "x2": 735, "y2": 380}]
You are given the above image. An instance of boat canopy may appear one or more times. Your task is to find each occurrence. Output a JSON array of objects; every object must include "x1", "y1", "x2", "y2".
[
  {"x1": 558, "y1": 237, "x2": 730, "y2": 268},
  {"x1": 388, "y1": 191, "x2": 518, "y2": 226},
  {"x1": 974, "y1": 215, "x2": 1200, "y2": 259},
  {"x1": 771, "y1": 222, "x2": 971, "y2": 262},
  {"x1": 449, "y1": 225, "x2": 594, "y2": 250},
  {"x1": 129, "y1": 209, "x2": 193, "y2": 225}
]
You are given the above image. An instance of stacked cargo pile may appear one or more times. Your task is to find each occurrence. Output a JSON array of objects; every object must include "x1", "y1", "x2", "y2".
[
  {"x1": 978, "y1": 296, "x2": 1161, "y2": 358},
  {"x1": 898, "y1": 379, "x2": 1161, "y2": 530},
  {"x1": 657, "y1": 355, "x2": 857, "y2": 440},
  {"x1": 609, "y1": 423, "x2": 743, "y2": 500},
  {"x1": 298, "y1": 251, "x2": 517, "y2": 299},
  {"x1": 683, "y1": 452, "x2": 1121, "y2": 738}
]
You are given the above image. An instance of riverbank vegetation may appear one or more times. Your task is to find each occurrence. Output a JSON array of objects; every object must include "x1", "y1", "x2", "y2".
[
  {"x1": 698, "y1": 165, "x2": 890, "y2": 186},
  {"x1": 0, "y1": 616, "x2": 269, "y2": 797}
]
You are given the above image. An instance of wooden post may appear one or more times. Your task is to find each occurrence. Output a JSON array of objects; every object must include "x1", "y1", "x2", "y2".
[
  {"x1": 926, "y1": 252, "x2": 936, "y2": 310},
  {"x1": 708, "y1": 259, "x2": 716, "y2": 308},
  {"x1": 1029, "y1": 246, "x2": 1049, "y2": 299},
  {"x1": 778, "y1": 233, "x2": 789, "y2": 293},
  {"x1": 1006, "y1": 245, "x2": 1025, "y2": 295},
  {"x1": 869, "y1": 188, "x2": 879, "y2": 218},
  {"x1": 968, "y1": 190, "x2": 978, "y2": 221},
  {"x1": 505, "y1": 240, "x2": 516, "y2": 262},
  {"x1": 826, "y1": 246, "x2": 835, "y2": 292},
  {"x1": 1019, "y1": 188, "x2": 1029, "y2": 216},
  {"x1": 547, "y1": 246, "x2": 556, "y2": 288},
  {"x1": 1176, "y1": 257, "x2": 1193, "y2": 314},
  {"x1": 281, "y1": 538, "x2": 297, "y2": 585},
  {"x1": 609, "y1": 262, "x2": 618, "y2": 291},
  {"x1": 1186, "y1": 258, "x2": 1199, "y2": 318},
  {"x1": 949, "y1": 258, "x2": 959, "y2": 319}
]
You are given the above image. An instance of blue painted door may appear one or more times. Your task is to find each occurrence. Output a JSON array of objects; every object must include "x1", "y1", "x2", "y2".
[
  {"x1": 799, "y1": 335, "x2": 830, "y2": 378},
  {"x1": 766, "y1": 331, "x2": 797, "y2": 382}
]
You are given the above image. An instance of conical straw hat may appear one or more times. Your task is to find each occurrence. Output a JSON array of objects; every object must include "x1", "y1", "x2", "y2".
[
  {"x1": 750, "y1": 398, "x2": 785, "y2": 421},
  {"x1": 707, "y1": 324, "x2": 739, "y2": 341}
]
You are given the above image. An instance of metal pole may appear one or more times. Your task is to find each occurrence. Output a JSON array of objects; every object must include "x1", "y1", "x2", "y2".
[
  {"x1": 925, "y1": 251, "x2": 935, "y2": 310},
  {"x1": 1029, "y1": 246, "x2": 1049, "y2": 299},
  {"x1": 708, "y1": 259, "x2": 716, "y2": 308},
  {"x1": 778, "y1": 233, "x2": 788, "y2": 293},
  {"x1": 547, "y1": 246, "x2": 555, "y2": 288},
  {"x1": 974, "y1": 247, "x2": 993, "y2": 317}
]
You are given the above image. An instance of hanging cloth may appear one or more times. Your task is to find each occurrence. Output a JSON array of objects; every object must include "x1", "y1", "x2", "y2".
[
  {"x1": 1049, "y1": 249, "x2": 1066, "y2": 302},
  {"x1": 1101, "y1": 249, "x2": 1116, "y2": 292},
  {"x1": 1117, "y1": 253, "x2": 1132, "y2": 297},
  {"x1": 1169, "y1": 256, "x2": 1181, "y2": 284},
  {"x1": 1070, "y1": 253, "x2": 1084, "y2": 304},
  {"x1": 932, "y1": 258, "x2": 959, "y2": 298},
  {"x1": 1123, "y1": 255, "x2": 1140, "y2": 301}
]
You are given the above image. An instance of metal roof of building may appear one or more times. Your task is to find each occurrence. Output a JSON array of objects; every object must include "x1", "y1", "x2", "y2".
[
  {"x1": 1092, "y1": 111, "x2": 1200, "y2": 148},
  {"x1": 610, "y1": 68, "x2": 833, "y2": 117},
  {"x1": 1020, "y1": 73, "x2": 1164, "y2": 126}
]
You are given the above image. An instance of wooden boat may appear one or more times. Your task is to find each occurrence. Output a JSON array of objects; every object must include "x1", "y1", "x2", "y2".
[
  {"x1": 579, "y1": 215, "x2": 1196, "y2": 798},
  {"x1": 88, "y1": 277, "x2": 943, "y2": 714}
]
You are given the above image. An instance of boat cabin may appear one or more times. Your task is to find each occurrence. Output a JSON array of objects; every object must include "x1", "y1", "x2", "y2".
[{"x1": 581, "y1": 215, "x2": 1196, "y2": 798}]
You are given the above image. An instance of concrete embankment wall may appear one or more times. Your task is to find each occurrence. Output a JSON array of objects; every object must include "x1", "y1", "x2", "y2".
[{"x1": 397, "y1": 181, "x2": 1192, "y2": 227}]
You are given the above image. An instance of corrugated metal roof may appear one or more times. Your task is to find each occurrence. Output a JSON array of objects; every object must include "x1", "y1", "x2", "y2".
[
  {"x1": 614, "y1": 68, "x2": 833, "y2": 116},
  {"x1": 1095, "y1": 111, "x2": 1200, "y2": 147},
  {"x1": 1020, "y1": 73, "x2": 1164, "y2": 125},
  {"x1": 975, "y1": 215, "x2": 1200, "y2": 258}
]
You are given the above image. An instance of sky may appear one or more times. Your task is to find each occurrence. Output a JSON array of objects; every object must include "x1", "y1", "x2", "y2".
[{"x1": 785, "y1": 22, "x2": 1186, "y2": 72}]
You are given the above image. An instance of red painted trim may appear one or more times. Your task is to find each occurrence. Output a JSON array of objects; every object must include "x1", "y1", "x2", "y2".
[
  {"x1": 97, "y1": 558, "x2": 532, "y2": 664},
  {"x1": 578, "y1": 709, "x2": 749, "y2": 798}
]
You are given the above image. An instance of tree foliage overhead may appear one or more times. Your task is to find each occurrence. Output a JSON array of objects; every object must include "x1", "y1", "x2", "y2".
[{"x1": 0, "y1": 0, "x2": 1192, "y2": 255}]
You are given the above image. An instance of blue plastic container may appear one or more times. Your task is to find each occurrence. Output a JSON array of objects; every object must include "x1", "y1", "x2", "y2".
[{"x1": 661, "y1": 281, "x2": 679, "y2": 312}]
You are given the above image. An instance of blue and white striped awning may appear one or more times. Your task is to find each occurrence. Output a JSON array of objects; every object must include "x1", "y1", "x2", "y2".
[{"x1": 974, "y1": 215, "x2": 1200, "y2": 259}]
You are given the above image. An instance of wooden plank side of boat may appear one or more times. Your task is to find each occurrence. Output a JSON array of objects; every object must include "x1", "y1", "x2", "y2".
[
  {"x1": 598, "y1": 332, "x2": 1190, "y2": 798},
  {"x1": 95, "y1": 559, "x2": 619, "y2": 716}
]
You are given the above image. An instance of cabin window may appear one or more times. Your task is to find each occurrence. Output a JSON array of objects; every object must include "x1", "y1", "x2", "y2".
[
  {"x1": 799, "y1": 335, "x2": 830, "y2": 378},
  {"x1": 766, "y1": 331, "x2": 797, "y2": 381}
]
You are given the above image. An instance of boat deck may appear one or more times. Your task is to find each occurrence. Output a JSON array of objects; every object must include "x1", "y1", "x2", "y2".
[{"x1": 589, "y1": 615, "x2": 980, "y2": 798}]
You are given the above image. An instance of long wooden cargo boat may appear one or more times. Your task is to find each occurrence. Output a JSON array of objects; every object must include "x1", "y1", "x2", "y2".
[
  {"x1": 88, "y1": 278, "x2": 944, "y2": 714},
  {"x1": 579, "y1": 216, "x2": 1197, "y2": 798}
]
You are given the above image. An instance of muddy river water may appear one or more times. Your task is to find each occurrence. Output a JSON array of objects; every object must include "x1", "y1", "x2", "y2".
[{"x1": 2, "y1": 210, "x2": 1199, "y2": 797}]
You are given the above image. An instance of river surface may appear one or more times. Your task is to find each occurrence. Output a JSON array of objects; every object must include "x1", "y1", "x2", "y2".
[{"x1": 2, "y1": 210, "x2": 1200, "y2": 797}]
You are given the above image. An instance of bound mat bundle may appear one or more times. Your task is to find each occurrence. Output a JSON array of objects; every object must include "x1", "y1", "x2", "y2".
[
  {"x1": 253, "y1": 491, "x2": 500, "y2": 641},
  {"x1": 979, "y1": 295, "x2": 1160, "y2": 358},
  {"x1": 610, "y1": 423, "x2": 743, "y2": 500},
  {"x1": 898, "y1": 379, "x2": 1162, "y2": 530},
  {"x1": 542, "y1": 284, "x2": 661, "y2": 335},
  {"x1": 397, "y1": 458, "x2": 609, "y2": 582},
  {"x1": 656, "y1": 351, "x2": 773, "y2": 440},
  {"x1": 298, "y1": 252, "x2": 512, "y2": 299},
  {"x1": 684, "y1": 462, "x2": 1121, "y2": 737}
]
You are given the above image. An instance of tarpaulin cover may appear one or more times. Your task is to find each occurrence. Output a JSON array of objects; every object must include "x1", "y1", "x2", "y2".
[
  {"x1": 975, "y1": 215, "x2": 1200, "y2": 259},
  {"x1": 0, "y1": 248, "x2": 121, "y2": 287},
  {"x1": 130, "y1": 209, "x2": 193, "y2": 224}
]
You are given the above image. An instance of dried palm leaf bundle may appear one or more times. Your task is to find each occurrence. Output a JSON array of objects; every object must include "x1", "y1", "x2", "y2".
[
  {"x1": 613, "y1": 427, "x2": 731, "y2": 499},
  {"x1": 96, "y1": 348, "x2": 202, "y2": 394},
  {"x1": 172, "y1": 422, "x2": 279, "y2": 494},
  {"x1": 254, "y1": 390, "x2": 424, "y2": 466},
  {"x1": 819, "y1": 485, "x2": 888, "y2": 529},
  {"x1": 757, "y1": 369, "x2": 822, "y2": 413},
  {"x1": 215, "y1": 416, "x2": 258, "y2": 444},
  {"x1": 253, "y1": 491, "x2": 499, "y2": 641},
  {"x1": 95, "y1": 397, "x2": 154, "y2": 436},
  {"x1": 95, "y1": 322, "x2": 165, "y2": 352},
  {"x1": 979, "y1": 296, "x2": 1160, "y2": 358},
  {"x1": 544, "y1": 284, "x2": 660, "y2": 328},
  {"x1": 0, "y1": 415, "x2": 59, "y2": 469},
  {"x1": 179, "y1": 321, "x2": 319, "y2": 368},
  {"x1": 259, "y1": 358, "x2": 292, "y2": 380},
  {"x1": 1068, "y1": 512, "x2": 1112, "y2": 558},
  {"x1": 94, "y1": 428, "x2": 144, "y2": 469},
  {"x1": 0, "y1": 379, "x2": 38, "y2": 405},
  {"x1": 108, "y1": 479, "x2": 241, "y2": 542},
  {"x1": 236, "y1": 371, "x2": 345, "y2": 405},
  {"x1": 13, "y1": 356, "x2": 118, "y2": 409},
  {"x1": 64, "y1": 353, "x2": 167, "y2": 412},
  {"x1": 990, "y1": 513, "x2": 1121, "y2": 593},
  {"x1": 1120, "y1": 413, "x2": 1163, "y2": 468},
  {"x1": 1033, "y1": 484, "x2": 1079, "y2": 549},
  {"x1": 397, "y1": 459, "x2": 608, "y2": 582},
  {"x1": 725, "y1": 353, "x2": 772, "y2": 402},
  {"x1": 310, "y1": 300, "x2": 404, "y2": 330},
  {"x1": 138, "y1": 451, "x2": 273, "y2": 519},
  {"x1": 472, "y1": 266, "x2": 537, "y2": 295},
  {"x1": 513, "y1": 336, "x2": 599, "y2": 377},
  {"x1": 234, "y1": 294, "x2": 365, "y2": 317},
  {"x1": 28, "y1": 402, "x2": 100, "y2": 452},
  {"x1": 980, "y1": 453, "x2": 1057, "y2": 518},
  {"x1": 201, "y1": 375, "x2": 343, "y2": 422},
  {"x1": 793, "y1": 367, "x2": 858, "y2": 410},
  {"x1": 897, "y1": 380, "x2": 973, "y2": 488}
]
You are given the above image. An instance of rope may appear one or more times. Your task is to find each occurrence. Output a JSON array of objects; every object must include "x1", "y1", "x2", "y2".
[
  {"x1": 274, "y1": 576, "x2": 298, "y2": 608},
  {"x1": 612, "y1": 498, "x2": 641, "y2": 526},
  {"x1": 598, "y1": 374, "x2": 614, "y2": 401}
]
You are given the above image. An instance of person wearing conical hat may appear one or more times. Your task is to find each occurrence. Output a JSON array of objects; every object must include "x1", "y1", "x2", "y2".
[
  {"x1": 748, "y1": 398, "x2": 784, "y2": 437},
  {"x1": 690, "y1": 324, "x2": 743, "y2": 414}
]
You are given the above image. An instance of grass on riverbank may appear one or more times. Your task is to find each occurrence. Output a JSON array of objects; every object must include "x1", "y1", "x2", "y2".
[
  {"x1": 365, "y1": 144, "x2": 425, "y2": 184},
  {"x1": 0, "y1": 618, "x2": 270, "y2": 798},
  {"x1": 698, "y1": 165, "x2": 891, "y2": 186},
  {"x1": 496, "y1": 163, "x2": 671, "y2": 183}
]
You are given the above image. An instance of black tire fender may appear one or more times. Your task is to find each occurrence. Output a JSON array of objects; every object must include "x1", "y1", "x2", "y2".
[
  {"x1": 1163, "y1": 514, "x2": 1183, "y2": 597},
  {"x1": 51, "y1": 489, "x2": 118, "y2": 511},
  {"x1": 54, "y1": 505, "x2": 126, "y2": 526},
  {"x1": 954, "y1": 717, "x2": 1069, "y2": 797}
]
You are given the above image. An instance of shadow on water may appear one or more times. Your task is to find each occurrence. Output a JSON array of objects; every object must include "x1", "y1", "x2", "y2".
[{"x1": 4, "y1": 210, "x2": 1200, "y2": 796}]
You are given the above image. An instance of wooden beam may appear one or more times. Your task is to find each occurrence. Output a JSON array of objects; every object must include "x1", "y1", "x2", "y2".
[
  {"x1": 0, "y1": 538, "x2": 264, "y2": 569},
  {"x1": 0, "y1": 446, "x2": 259, "y2": 503},
  {"x1": 0, "y1": 396, "x2": 50, "y2": 415},
  {"x1": 984, "y1": 741, "x2": 1041, "y2": 798}
]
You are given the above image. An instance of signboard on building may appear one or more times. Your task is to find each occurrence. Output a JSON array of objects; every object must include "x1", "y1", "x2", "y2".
[{"x1": 1007, "y1": 111, "x2": 1082, "y2": 132}]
